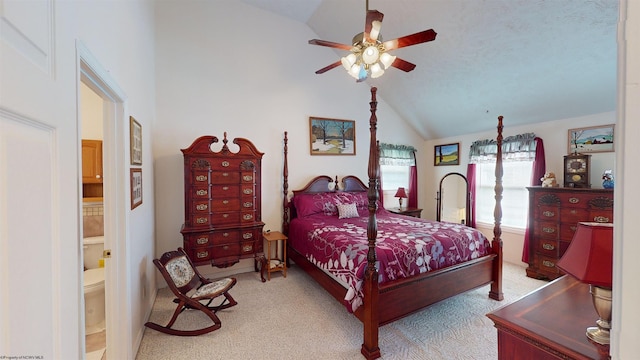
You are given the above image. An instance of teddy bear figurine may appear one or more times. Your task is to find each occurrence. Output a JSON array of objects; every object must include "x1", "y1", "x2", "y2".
[{"x1": 540, "y1": 172, "x2": 558, "y2": 187}]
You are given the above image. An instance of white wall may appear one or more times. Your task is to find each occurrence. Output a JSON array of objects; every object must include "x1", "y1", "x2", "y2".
[{"x1": 153, "y1": 0, "x2": 425, "y2": 279}]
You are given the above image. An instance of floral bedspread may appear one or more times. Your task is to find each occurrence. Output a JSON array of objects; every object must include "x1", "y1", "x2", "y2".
[{"x1": 288, "y1": 210, "x2": 492, "y2": 312}]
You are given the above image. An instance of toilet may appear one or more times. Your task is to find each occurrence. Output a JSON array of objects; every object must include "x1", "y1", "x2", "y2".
[{"x1": 83, "y1": 236, "x2": 105, "y2": 334}]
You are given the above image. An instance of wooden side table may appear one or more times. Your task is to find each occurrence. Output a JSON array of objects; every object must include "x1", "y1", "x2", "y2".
[
  {"x1": 263, "y1": 231, "x2": 287, "y2": 280},
  {"x1": 387, "y1": 207, "x2": 422, "y2": 218},
  {"x1": 487, "y1": 275, "x2": 610, "y2": 359}
]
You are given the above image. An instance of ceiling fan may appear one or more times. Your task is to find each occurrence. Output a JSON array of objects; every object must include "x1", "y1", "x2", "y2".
[{"x1": 308, "y1": 2, "x2": 437, "y2": 82}]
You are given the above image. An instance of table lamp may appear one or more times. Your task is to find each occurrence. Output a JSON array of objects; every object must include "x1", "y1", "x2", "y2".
[
  {"x1": 556, "y1": 222, "x2": 613, "y2": 345},
  {"x1": 394, "y1": 187, "x2": 407, "y2": 209}
]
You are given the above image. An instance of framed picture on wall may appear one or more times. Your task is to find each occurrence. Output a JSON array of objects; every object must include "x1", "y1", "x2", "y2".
[
  {"x1": 130, "y1": 168, "x2": 142, "y2": 209},
  {"x1": 309, "y1": 117, "x2": 356, "y2": 155},
  {"x1": 434, "y1": 143, "x2": 460, "y2": 166},
  {"x1": 568, "y1": 124, "x2": 615, "y2": 154},
  {"x1": 130, "y1": 116, "x2": 142, "y2": 165}
]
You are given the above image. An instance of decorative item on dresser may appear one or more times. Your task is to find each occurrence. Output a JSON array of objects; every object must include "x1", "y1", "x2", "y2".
[
  {"x1": 525, "y1": 186, "x2": 613, "y2": 280},
  {"x1": 563, "y1": 153, "x2": 591, "y2": 188},
  {"x1": 180, "y1": 133, "x2": 265, "y2": 273}
]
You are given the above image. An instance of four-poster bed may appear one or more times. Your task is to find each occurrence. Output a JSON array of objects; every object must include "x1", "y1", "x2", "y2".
[{"x1": 281, "y1": 87, "x2": 504, "y2": 359}]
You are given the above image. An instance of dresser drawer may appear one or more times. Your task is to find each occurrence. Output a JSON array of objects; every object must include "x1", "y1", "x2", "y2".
[
  {"x1": 211, "y1": 184, "x2": 239, "y2": 196},
  {"x1": 533, "y1": 221, "x2": 559, "y2": 239},
  {"x1": 532, "y1": 254, "x2": 560, "y2": 278},
  {"x1": 589, "y1": 209, "x2": 613, "y2": 224},
  {"x1": 534, "y1": 205, "x2": 559, "y2": 221},
  {"x1": 556, "y1": 193, "x2": 590, "y2": 208},
  {"x1": 211, "y1": 197, "x2": 240, "y2": 211},
  {"x1": 559, "y1": 207, "x2": 588, "y2": 223},
  {"x1": 211, "y1": 171, "x2": 240, "y2": 184},
  {"x1": 534, "y1": 238, "x2": 559, "y2": 257}
]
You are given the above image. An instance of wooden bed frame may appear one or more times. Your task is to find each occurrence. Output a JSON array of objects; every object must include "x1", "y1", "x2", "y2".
[{"x1": 282, "y1": 87, "x2": 504, "y2": 359}]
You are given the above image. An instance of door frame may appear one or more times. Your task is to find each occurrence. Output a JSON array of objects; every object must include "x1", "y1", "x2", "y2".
[{"x1": 77, "y1": 40, "x2": 130, "y2": 359}]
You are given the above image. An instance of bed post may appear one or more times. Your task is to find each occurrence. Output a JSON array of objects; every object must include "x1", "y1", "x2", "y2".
[
  {"x1": 490, "y1": 117, "x2": 504, "y2": 301},
  {"x1": 282, "y1": 131, "x2": 289, "y2": 236},
  {"x1": 361, "y1": 87, "x2": 381, "y2": 360}
]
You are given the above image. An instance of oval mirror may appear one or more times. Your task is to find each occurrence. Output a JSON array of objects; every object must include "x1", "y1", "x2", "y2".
[{"x1": 436, "y1": 172, "x2": 471, "y2": 225}]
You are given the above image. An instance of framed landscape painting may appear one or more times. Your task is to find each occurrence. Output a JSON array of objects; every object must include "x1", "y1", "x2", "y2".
[
  {"x1": 568, "y1": 124, "x2": 615, "y2": 154},
  {"x1": 309, "y1": 117, "x2": 356, "y2": 155},
  {"x1": 434, "y1": 143, "x2": 460, "y2": 166}
]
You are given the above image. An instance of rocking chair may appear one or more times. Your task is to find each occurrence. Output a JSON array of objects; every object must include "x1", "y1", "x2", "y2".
[{"x1": 144, "y1": 247, "x2": 238, "y2": 336}]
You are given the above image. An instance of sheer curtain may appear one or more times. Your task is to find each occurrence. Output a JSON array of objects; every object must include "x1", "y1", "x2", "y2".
[{"x1": 379, "y1": 143, "x2": 417, "y2": 208}]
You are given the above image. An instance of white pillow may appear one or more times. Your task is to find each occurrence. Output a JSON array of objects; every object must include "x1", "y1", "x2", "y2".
[{"x1": 337, "y1": 203, "x2": 359, "y2": 219}]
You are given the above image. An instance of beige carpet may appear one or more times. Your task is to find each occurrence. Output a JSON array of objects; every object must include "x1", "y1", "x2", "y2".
[{"x1": 136, "y1": 262, "x2": 546, "y2": 360}]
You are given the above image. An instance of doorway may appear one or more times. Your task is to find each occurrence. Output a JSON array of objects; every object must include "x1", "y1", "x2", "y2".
[{"x1": 78, "y1": 41, "x2": 130, "y2": 360}]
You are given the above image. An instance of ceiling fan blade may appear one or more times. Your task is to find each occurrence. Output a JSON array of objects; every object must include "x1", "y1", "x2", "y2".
[
  {"x1": 308, "y1": 39, "x2": 352, "y2": 51},
  {"x1": 391, "y1": 57, "x2": 417, "y2": 72},
  {"x1": 364, "y1": 10, "x2": 384, "y2": 42},
  {"x1": 315, "y1": 61, "x2": 342, "y2": 74},
  {"x1": 383, "y1": 29, "x2": 437, "y2": 50}
]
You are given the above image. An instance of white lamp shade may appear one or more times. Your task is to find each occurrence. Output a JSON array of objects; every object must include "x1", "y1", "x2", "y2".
[
  {"x1": 341, "y1": 54, "x2": 356, "y2": 71},
  {"x1": 362, "y1": 46, "x2": 380, "y2": 65},
  {"x1": 370, "y1": 63, "x2": 384, "y2": 78},
  {"x1": 379, "y1": 52, "x2": 396, "y2": 69},
  {"x1": 349, "y1": 63, "x2": 361, "y2": 78}
]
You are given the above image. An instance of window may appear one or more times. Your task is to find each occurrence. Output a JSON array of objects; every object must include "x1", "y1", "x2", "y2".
[
  {"x1": 380, "y1": 164, "x2": 410, "y2": 206},
  {"x1": 475, "y1": 161, "x2": 533, "y2": 229}
]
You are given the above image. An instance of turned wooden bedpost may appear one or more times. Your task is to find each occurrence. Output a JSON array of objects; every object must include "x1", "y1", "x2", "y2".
[
  {"x1": 490, "y1": 116, "x2": 504, "y2": 301},
  {"x1": 282, "y1": 131, "x2": 289, "y2": 236},
  {"x1": 361, "y1": 87, "x2": 381, "y2": 360}
]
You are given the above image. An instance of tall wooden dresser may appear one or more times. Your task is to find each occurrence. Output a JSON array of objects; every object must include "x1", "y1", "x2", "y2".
[
  {"x1": 180, "y1": 134, "x2": 264, "y2": 268},
  {"x1": 526, "y1": 186, "x2": 613, "y2": 280}
]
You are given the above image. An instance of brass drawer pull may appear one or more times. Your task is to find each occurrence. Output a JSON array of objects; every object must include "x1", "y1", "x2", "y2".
[
  {"x1": 223, "y1": 172, "x2": 229, "y2": 177},
  {"x1": 197, "y1": 251, "x2": 208, "y2": 258},
  {"x1": 196, "y1": 204, "x2": 208, "y2": 211},
  {"x1": 542, "y1": 227, "x2": 555, "y2": 234},
  {"x1": 243, "y1": 189, "x2": 253, "y2": 194},
  {"x1": 223, "y1": 186, "x2": 229, "y2": 190},
  {"x1": 243, "y1": 244, "x2": 253, "y2": 252},
  {"x1": 223, "y1": 232, "x2": 229, "y2": 237},
  {"x1": 243, "y1": 202, "x2": 253, "y2": 208},
  {"x1": 196, "y1": 217, "x2": 208, "y2": 224},
  {"x1": 542, "y1": 243, "x2": 555, "y2": 250},
  {"x1": 569, "y1": 197, "x2": 580, "y2": 204},
  {"x1": 243, "y1": 214, "x2": 253, "y2": 220},
  {"x1": 243, "y1": 233, "x2": 253, "y2": 239},
  {"x1": 243, "y1": 175, "x2": 253, "y2": 181},
  {"x1": 196, "y1": 189, "x2": 207, "y2": 196},
  {"x1": 221, "y1": 161, "x2": 229, "y2": 167},
  {"x1": 594, "y1": 216, "x2": 610, "y2": 223},
  {"x1": 223, "y1": 245, "x2": 229, "y2": 250},
  {"x1": 570, "y1": 209, "x2": 577, "y2": 215},
  {"x1": 542, "y1": 260, "x2": 555, "y2": 268},
  {"x1": 195, "y1": 175, "x2": 207, "y2": 182},
  {"x1": 223, "y1": 200, "x2": 229, "y2": 204},
  {"x1": 196, "y1": 237, "x2": 208, "y2": 245},
  {"x1": 542, "y1": 211, "x2": 554, "y2": 217},
  {"x1": 223, "y1": 214, "x2": 229, "y2": 218}
]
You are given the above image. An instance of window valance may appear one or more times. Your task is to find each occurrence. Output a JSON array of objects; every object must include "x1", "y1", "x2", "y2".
[
  {"x1": 469, "y1": 133, "x2": 537, "y2": 163},
  {"x1": 379, "y1": 143, "x2": 416, "y2": 166}
]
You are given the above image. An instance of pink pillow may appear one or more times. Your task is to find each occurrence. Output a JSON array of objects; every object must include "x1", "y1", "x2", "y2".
[{"x1": 293, "y1": 193, "x2": 339, "y2": 218}]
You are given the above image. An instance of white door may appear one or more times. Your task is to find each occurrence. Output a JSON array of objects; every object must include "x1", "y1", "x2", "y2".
[{"x1": 1, "y1": 3, "x2": 83, "y2": 358}]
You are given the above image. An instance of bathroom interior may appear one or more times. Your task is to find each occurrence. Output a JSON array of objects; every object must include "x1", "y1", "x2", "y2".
[{"x1": 81, "y1": 81, "x2": 107, "y2": 360}]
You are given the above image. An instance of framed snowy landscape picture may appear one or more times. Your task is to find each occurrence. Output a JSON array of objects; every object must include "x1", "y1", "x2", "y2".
[{"x1": 309, "y1": 117, "x2": 356, "y2": 155}]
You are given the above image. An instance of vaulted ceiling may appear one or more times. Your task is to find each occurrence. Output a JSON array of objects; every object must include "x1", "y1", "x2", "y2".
[{"x1": 241, "y1": 0, "x2": 618, "y2": 140}]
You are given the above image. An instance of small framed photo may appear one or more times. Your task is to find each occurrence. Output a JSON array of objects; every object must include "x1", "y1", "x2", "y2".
[
  {"x1": 434, "y1": 143, "x2": 460, "y2": 166},
  {"x1": 568, "y1": 124, "x2": 615, "y2": 154},
  {"x1": 130, "y1": 116, "x2": 142, "y2": 165},
  {"x1": 130, "y1": 168, "x2": 142, "y2": 209},
  {"x1": 309, "y1": 117, "x2": 356, "y2": 155}
]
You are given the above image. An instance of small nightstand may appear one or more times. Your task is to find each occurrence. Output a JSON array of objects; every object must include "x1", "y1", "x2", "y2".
[
  {"x1": 263, "y1": 231, "x2": 287, "y2": 280},
  {"x1": 387, "y1": 207, "x2": 422, "y2": 218}
]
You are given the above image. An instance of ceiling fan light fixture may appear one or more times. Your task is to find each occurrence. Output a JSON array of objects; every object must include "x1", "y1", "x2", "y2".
[
  {"x1": 341, "y1": 53, "x2": 357, "y2": 70},
  {"x1": 362, "y1": 45, "x2": 380, "y2": 64},
  {"x1": 369, "y1": 21, "x2": 382, "y2": 41},
  {"x1": 379, "y1": 52, "x2": 396, "y2": 69},
  {"x1": 349, "y1": 63, "x2": 361, "y2": 79}
]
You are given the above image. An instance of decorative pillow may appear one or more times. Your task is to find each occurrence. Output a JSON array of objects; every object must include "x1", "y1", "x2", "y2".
[
  {"x1": 337, "y1": 203, "x2": 359, "y2": 219},
  {"x1": 293, "y1": 193, "x2": 339, "y2": 218},
  {"x1": 333, "y1": 192, "x2": 369, "y2": 210}
]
